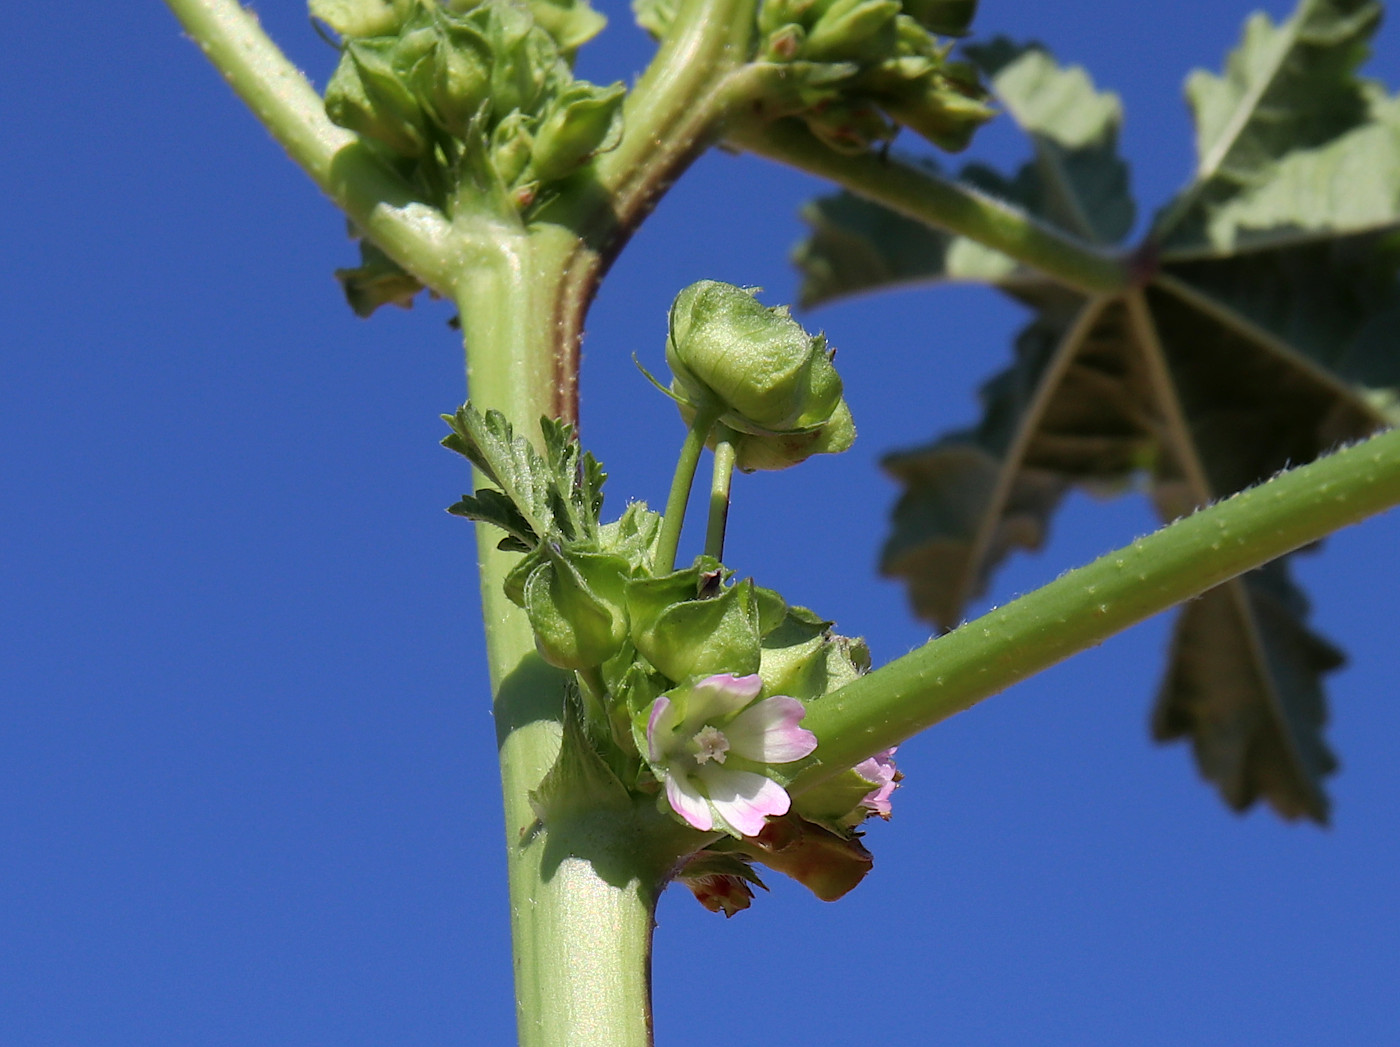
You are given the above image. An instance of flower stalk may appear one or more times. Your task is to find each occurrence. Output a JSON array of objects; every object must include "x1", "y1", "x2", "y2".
[{"x1": 705, "y1": 427, "x2": 738, "y2": 561}]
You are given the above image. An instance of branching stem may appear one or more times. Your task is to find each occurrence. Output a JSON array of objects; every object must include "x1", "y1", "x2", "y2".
[
  {"x1": 163, "y1": 0, "x2": 455, "y2": 291},
  {"x1": 793, "y1": 425, "x2": 1400, "y2": 791},
  {"x1": 726, "y1": 116, "x2": 1132, "y2": 296},
  {"x1": 705, "y1": 427, "x2": 738, "y2": 561}
]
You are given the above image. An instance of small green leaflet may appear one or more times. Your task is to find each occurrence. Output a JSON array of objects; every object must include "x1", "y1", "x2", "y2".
[
  {"x1": 792, "y1": 2, "x2": 1400, "y2": 822},
  {"x1": 442, "y1": 403, "x2": 606, "y2": 551}
]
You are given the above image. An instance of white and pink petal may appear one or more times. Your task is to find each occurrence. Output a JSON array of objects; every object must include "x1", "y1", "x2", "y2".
[
  {"x1": 665, "y1": 771, "x2": 714, "y2": 832},
  {"x1": 699, "y1": 764, "x2": 792, "y2": 837},
  {"x1": 725, "y1": 696, "x2": 818, "y2": 763}
]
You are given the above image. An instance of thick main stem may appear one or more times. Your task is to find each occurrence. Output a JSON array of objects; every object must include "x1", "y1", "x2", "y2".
[
  {"x1": 456, "y1": 229, "x2": 660, "y2": 1047},
  {"x1": 793, "y1": 426, "x2": 1400, "y2": 790}
]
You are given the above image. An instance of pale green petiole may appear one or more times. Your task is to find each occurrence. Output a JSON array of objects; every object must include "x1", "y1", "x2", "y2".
[
  {"x1": 656, "y1": 404, "x2": 724, "y2": 574},
  {"x1": 793, "y1": 425, "x2": 1400, "y2": 792},
  {"x1": 704, "y1": 426, "x2": 738, "y2": 562}
]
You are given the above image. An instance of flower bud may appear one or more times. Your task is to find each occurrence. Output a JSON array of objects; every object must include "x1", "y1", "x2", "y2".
[
  {"x1": 324, "y1": 37, "x2": 432, "y2": 157},
  {"x1": 802, "y1": 0, "x2": 900, "y2": 63},
  {"x1": 529, "y1": 80, "x2": 626, "y2": 182},
  {"x1": 414, "y1": 12, "x2": 494, "y2": 138},
  {"x1": 626, "y1": 562, "x2": 762, "y2": 682},
  {"x1": 490, "y1": 110, "x2": 536, "y2": 187},
  {"x1": 310, "y1": 0, "x2": 414, "y2": 39},
  {"x1": 523, "y1": 546, "x2": 630, "y2": 670},
  {"x1": 665, "y1": 282, "x2": 856, "y2": 471}
]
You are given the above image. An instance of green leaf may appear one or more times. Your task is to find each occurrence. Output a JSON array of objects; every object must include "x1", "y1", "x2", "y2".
[
  {"x1": 1153, "y1": 560, "x2": 1342, "y2": 822},
  {"x1": 805, "y1": 5, "x2": 1400, "y2": 821},
  {"x1": 333, "y1": 235, "x2": 425, "y2": 317},
  {"x1": 881, "y1": 298, "x2": 1157, "y2": 629},
  {"x1": 794, "y1": 39, "x2": 1133, "y2": 306},
  {"x1": 441, "y1": 404, "x2": 605, "y2": 548},
  {"x1": 1154, "y1": 0, "x2": 1385, "y2": 251}
]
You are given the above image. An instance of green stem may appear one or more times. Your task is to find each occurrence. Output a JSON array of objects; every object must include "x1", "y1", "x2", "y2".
[
  {"x1": 705, "y1": 427, "x2": 738, "y2": 561},
  {"x1": 163, "y1": 0, "x2": 455, "y2": 292},
  {"x1": 725, "y1": 117, "x2": 1131, "y2": 296},
  {"x1": 593, "y1": 0, "x2": 759, "y2": 235},
  {"x1": 793, "y1": 425, "x2": 1400, "y2": 791},
  {"x1": 656, "y1": 405, "x2": 724, "y2": 574},
  {"x1": 455, "y1": 231, "x2": 659, "y2": 1047}
]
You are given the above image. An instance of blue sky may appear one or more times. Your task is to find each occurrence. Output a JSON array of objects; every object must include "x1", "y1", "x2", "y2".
[{"x1": 4, "y1": 2, "x2": 1399, "y2": 1044}]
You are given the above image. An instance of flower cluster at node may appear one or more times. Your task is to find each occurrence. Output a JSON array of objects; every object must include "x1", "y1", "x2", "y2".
[
  {"x1": 855, "y1": 747, "x2": 899, "y2": 818},
  {"x1": 644, "y1": 673, "x2": 818, "y2": 837}
]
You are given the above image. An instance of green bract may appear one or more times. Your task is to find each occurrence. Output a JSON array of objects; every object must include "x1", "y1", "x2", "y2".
[
  {"x1": 522, "y1": 546, "x2": 631, "y2": 670},
  {"x1": 665, "y1": 281, "x2": 857, "y2": 471}
]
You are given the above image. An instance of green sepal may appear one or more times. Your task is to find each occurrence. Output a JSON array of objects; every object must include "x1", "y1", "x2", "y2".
[
  {"x1": 324, "y1": 36, "x2": 432, "y2": 157},
  {"x1": 626, "y1": 560, "x2": 762, "y2": 682},
  {"x1": 738, "y1": 812, "x2": 873, "y2": 901},
  {"x1": 528, "y1": 692, "x2": 632, "y2": 825},
  {"x1": 791, "y1": 766, "x2": 883, "y2": 829},
  {"x1": 529, "y1": 80, "x2": 627, "y2": 181},
  {"x1": 523, "y1": 545, "x2": 632, "y2": 670},
  {"x1": 333, "y1": 235, "x2": 425, "y2": 317},
  {"x1": 803, "y1": 0, "x2": 901, "y2": 64},
  {"x1": 597, "y1": 502, "x2": 664, "y2": 572},
  {"x1": 758, "y1": 604, "x2": 870, "y2": 699},
  {"x1": 310, "y1": 0, "x2": 414, "y2": 39},
  {"x1": 516, "y1": 0, "x2": 608, "y2": 56}
]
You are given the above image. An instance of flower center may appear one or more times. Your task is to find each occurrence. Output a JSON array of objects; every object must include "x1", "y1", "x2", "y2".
[{"x1": 689, "y1": 725, "x2": 730, "y2": 765}]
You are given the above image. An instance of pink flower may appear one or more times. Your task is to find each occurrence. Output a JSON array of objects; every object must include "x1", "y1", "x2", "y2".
[
  {"x1": 854, "y1": 748, "x2": 899, "y2": 819},
  {"x1": 645, "y1": 673, "x2": 818, "y2": 837}
]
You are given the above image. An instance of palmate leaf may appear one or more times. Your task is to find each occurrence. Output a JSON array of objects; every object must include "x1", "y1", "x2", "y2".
[{"x1": 796, "y1": 6, "x2": 1400, "y2": 821}]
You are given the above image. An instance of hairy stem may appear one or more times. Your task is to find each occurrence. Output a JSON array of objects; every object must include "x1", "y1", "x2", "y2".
[
  {"x1": 657, "y1": 405, "x2": 724, "y2": 574},
  {"x1": 726, "y1": 117, "x2": 1131, "y2": 296},
  {"x1": 164, "y1": 0, "x2": 455, "y2": 291},
  {"x1": 456, "y1": 233, "x2": 662, "y2": 1047},
  {"x1": 793, "y1": 425, "x2": 1400, "y2": 790}
]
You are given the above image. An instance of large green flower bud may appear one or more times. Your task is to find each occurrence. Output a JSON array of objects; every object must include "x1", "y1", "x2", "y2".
[
  {"x1": 522, "y1": 546, "x2": 631, "y2": 670},
  {"x1": 666, "y1": 281, "x2": 856, "y2": 471}
]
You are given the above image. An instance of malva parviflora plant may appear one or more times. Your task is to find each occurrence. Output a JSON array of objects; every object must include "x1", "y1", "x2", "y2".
[{"x1": 164, "y1": 0, "x2": 1400, "y2": 1043}]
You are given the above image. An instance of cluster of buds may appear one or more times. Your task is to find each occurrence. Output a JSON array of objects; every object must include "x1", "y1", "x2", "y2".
[
  {"x1": 751, "y1": 0, "x2": 993, "y2": 153},
  {"x1": 318, "y1": 0, "x2": 622, "y2": 204},
  {"x1": 445, "y1": 281, "x2": 901, "y2": 913},
  {"x1": 314, "y1": 0, "x2": 623, "y2": 312}
]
